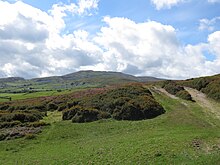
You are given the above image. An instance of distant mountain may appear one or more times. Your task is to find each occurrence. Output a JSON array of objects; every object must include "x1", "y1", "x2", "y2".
[
  {"x1": 0, "y1": 71, "x2": 163, "y2": 93},
  {"x1": 31, "y1": 70, "x2": 163, "y2": 84},
  {"x1": 63, "y1": 71, "x2": 163, "y2": 82},
  {"x1": 0, "y1": 77, "x2": 25, "y2": 83},
  {"x1": 62, "y1": 70, "x2": 137, "y2": 80},
  {"x1": 136, "y1": 76, "x2": 163, "y2": 82}
]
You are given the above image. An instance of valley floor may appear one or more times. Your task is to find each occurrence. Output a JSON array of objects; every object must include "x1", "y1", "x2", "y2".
[{"x1": 0, "y1": 86, "x2": 219, "y2": 164}]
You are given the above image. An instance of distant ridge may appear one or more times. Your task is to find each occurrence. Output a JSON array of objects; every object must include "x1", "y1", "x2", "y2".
[
  {"x1": 0, "y1": 77, "x2": 25, "y2": 83},
  {"x1": 0, "y1": 70, "x2": 164, "y2": 92},
  {"x1": 32, "y1": 70, "x2": 164, "y2": 83},
  {"x1": 0, "y1": 70, "x2": 163, "y2": 83}
]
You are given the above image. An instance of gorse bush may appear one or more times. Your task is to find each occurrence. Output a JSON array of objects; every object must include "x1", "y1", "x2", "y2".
[
  {"x1": 72, "y1": 108, "x2": 100, "y2": 123},
  {"x1": 27, "y1": 121, "x2": 50, "y2": 127},
  {"x1": 0, "y1": 110, "x2": 46, "y2": 123},
  {"x1": 0, "y1": 113, "x2": 37, "y2": 123},
  {"x1": 62, "y1": 85, "x2": 165, "y2": 122},
  {"x1": 176, "y1": 90, "x2": 192, "y2": 101},
  {"x1": 0, "y1": 84, "x2": 166, "y2": 124},
  {"x1": 182, "y1": 77, "x2": 210, "y2": 91},
  {"x1": 47, "y1": 103, "x2": 58, "y2": 111},
  {"x1": 181, "y1": 74, "x2": 220, "y2": 101},
  {"x1": 63, "y1": 106, "x2": 111, "y2": 122},
  {"x1": 0, "y1": 121, "x2": 21, "y2": 129},
  {"x1": 63, "y1": 106, "x2": 80, "y2": 120},
  {"x1": 162, "y1": 81, "x2": 193, "y2": 101},
  {"x1": 57, "y1": 104, "x2": 67, "y2": 112},
  {"x1": 164, "y1": 84, "x2": 184, "y2": 95},
  {"x1": 0, "y1": 87, "x2": 108, "y2": 115},
  {"x1": 97, "y1": 111, "x2": 111, "y2": 119},
  {"x1": 28, "y1": 105, "x2": 47, "y2": 112},
  {"x1": 0, "y1": 105, "x2": 9, "y2": 110}
]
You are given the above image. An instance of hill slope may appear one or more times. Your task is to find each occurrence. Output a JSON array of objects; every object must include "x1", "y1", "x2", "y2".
[
  {"x1": 0, "y1": 84, "x2": 219, "y2": 164},
  {"x1": 180, "y1": 74, "x2": 220, "y2": 101}
]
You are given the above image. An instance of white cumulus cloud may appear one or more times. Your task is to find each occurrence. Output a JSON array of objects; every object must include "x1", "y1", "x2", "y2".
[
  {"x1": 199, "y1": 17, "x2": 220, "y2": 31},
  {"x1": 151, "y1": 0, "x2": 185, "y2": 10},
  {"x1": 0, "y1": 0, "x2": 101, "y2": 78},
  {"x1": 208, "y1": 31, "x2": 220, "y2": 57},
  {"x1": 0, "y1": 1, "x2": 220, "y2": 79},
  {"x1": 77, "y1": 0, "x2": 99, "y2": 15},
  {"x1": 92, "y1": 17, "x2": 220, "y2": 79}
]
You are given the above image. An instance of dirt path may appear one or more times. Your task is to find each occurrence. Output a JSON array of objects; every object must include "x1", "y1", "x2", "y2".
[
  {"x1": 151, "y1": 86, "x2": 191, "y2": 107},
  {"x1": 152, "y1": 86, "x2": 179, "y2": 99},
  {"x1": 185, "y1": 87, "x2": 220, "y2": 119}
]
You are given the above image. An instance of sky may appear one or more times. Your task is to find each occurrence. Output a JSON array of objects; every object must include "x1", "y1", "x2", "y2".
[{"x1": 0, "y1": 0, "x2": 220, "y2": 79}]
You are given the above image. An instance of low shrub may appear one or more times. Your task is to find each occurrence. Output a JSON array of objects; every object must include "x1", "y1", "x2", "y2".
[
  {"x1": 176, "y1": 90, "x2": 193, "y2": 101},
  {"x1": 181, "y1": 74, "x2": 220, "y2": 101},
  {"x1": 47, "y1": 103, "x2": 58, "y2": 111},
  {"x1": 0, "y1": 105, "x2": 9, "y2": 110},
  {"x1": 58, "y1": 105, "x2": 67, "y2": 111},
  {"x1": 27, "y1": 121, "x2": 50, "y2": 127},
  {"x1": 0, "y1": 121, "x2": 21, "y2": 129},
  {"x1": 163, "y1": 83, "x2": 184, "y2": 95},
  {"x1": 28, "y1": 105, "x2": 47, "y2": 112},
  {"x1": 0, "y1": 110, "x2": 46, "y2": 123},
  {"x1": 201, "y1": 81, "x2": 220, "y2": 101},
  {"x1": 162, "y1": 81, "x2": 193, "y2": 101},
  {"x1": 72, "y1": 108, "x2": 99, "y2": 123},
  {"x1": 67, "y1": 101, "x2": 79, "y2": 109},
  {"x1": 97, "y1": 111, "x2": 111, "y2": 119},
  {"x1": 63, "y1": 85, "x2": 165, "y2": 122},
  {"x1": 112, "y1": 102, "x2": 142, "y2": 120},
  {"x1": 0, "y1": 133, "x2": 8, "y2": 141},
  {"x1": 0, "y1": 113, "x2": 36, "y2": 122},
  {"x1": 135, "y1": 96, "x2": 166, "y2": 119},
  {"x1": 62, "y1": 106, "x2": 80, "y2": 120},
  {"x1": 182, "y1": 78, "x2": 210, "y2": 91}
]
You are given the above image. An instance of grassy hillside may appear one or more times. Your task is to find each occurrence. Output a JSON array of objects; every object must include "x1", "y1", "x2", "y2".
[
  {"x1": 0, "y1": 74, "x2": 219, "y2": 164},
  {"x1": 0, "y1": 84, "x2": 166, "y2": 141},
  {"x1": 0, "y1": 85, "x2": 219, "y2": 164}
]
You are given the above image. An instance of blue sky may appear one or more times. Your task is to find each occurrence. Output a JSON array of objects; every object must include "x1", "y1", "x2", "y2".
[
  {"x1": 19, "y1": 0, "x2": 220, "y2": 43},
  {"x1": 0, "y1": 0, "x2": 220, "y2": 79}
]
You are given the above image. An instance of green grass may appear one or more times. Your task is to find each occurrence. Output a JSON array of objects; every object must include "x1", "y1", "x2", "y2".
[
  {"x1": 0, "y1": 89, "x2": 219, "y2": 164},
  {"x1": 0, "y1": 88, "x2": 87, "y2": 102},
  {"x1": 0, "y1": 91, "x2": 58, "y2": 102}
]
